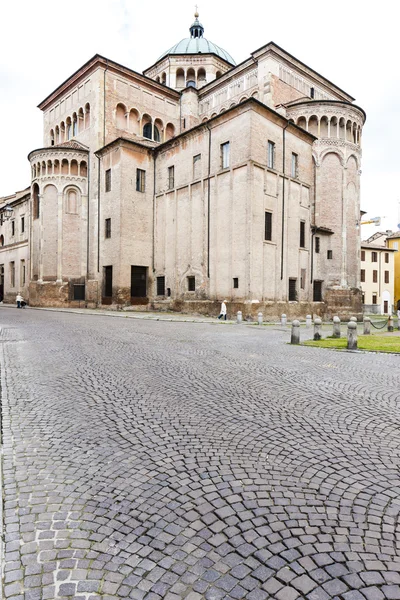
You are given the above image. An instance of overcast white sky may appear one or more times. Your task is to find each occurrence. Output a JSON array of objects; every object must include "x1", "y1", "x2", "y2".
[{"x1": 1, "y1": 0, "x2": 399, "y2": 236}]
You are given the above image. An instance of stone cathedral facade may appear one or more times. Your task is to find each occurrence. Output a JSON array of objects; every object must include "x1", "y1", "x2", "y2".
[{"x1": 0, "y1": 12, "x2": 365, "y2": 318}]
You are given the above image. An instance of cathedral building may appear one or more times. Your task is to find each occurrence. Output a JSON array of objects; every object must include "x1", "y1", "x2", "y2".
[{"x1": 0, "y1": 12, "x2": 365, "y2": 318}]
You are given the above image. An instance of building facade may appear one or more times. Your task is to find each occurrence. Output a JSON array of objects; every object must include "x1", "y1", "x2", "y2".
[
  {"x1": 0, "y1": 189, "x2": 30, "y2": 303},
  {"x1": 3, "y1": 12, "x2": 366, "y2": 318},
  {"x1": 360, "y1": 243, "x2": 395, "y2": 314},
  {"x1": 386, "y1": 232, "x2": 400, "y2": 310}
]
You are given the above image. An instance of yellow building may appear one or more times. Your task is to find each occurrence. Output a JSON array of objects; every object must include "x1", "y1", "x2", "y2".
[{"x1": 386, "y1": 232, "x2": 400, "y2": 310}]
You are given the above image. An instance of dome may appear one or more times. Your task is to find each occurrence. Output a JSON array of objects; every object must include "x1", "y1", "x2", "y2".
[{"x1": 158, "y1": 13, "x2": 236, "y2": 66}]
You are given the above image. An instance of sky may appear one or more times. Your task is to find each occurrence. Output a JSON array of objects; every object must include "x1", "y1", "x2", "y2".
[{"x1": 1, "y1": 0, "x2": 399, "y2": 237}]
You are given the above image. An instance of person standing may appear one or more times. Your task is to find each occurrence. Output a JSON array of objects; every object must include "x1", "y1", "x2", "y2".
[
  {"x1": 218, "y1": 300, "x2": 227, "y2": 320},
  {"x1": 16, "y1": 293, "x2": 23, "y2": 309}
]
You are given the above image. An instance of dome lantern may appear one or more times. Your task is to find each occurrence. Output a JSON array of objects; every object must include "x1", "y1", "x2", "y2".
[{"x1": 189, "y1": 9, "x2": 204, "y2": 39}]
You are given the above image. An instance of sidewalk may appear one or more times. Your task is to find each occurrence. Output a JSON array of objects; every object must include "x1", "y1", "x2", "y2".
[{"x1": 0, "y1": 303, "x2": 243, "y2": 325}]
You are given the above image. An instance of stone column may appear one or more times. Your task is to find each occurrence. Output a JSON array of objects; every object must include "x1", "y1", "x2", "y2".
[
  {"x1": 347, "y1": 321, "x2": 358, "y2": 350},
  {"x1": 332, "y1": 316, "x2": 341, "y2": 338},
  {"x1": 314, "y1": 318, "x2": 322, "y2": 340},
  {"x1": 291, "y1": 320, "x2": 300, "y2": 344},
  {"x1": 237, "y1": 311, "x2": 242, "y2": 324},
  {"x1": 363, "y1": 317, "x2": 371, "y2": 335}
]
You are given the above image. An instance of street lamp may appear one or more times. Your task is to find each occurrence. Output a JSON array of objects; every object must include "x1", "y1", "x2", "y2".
[{"x1": 0, "y1": 205, "x2": 13, "y2": 225}]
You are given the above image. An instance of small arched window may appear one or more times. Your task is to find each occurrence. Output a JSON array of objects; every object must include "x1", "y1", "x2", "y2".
[
  {"x1": 143, "y1": 123, "x2": 152, "y2": 139},
  {"x1": 66, "y1": 117, "x2": 72, "y2": 140},
  {"x1": 72, "y1": 113, "x2": 78, "y2": 137},
  {"x1": 85, "y1": 103, "x2": 91, "y2": 128},
  {"x1": 78, "y1": 108, "x2": 84, "y2": 132},
  {"x1": 50, "y1": 129, "x2": 55, "y2": 146},
  {"x1": 65, "y1": 188, "x2": 78, "y2": 214},
  {"x1": 0, "y1": 235, "x2": 4, "y2": 247},
  {"x1": 32, "y1": 183, "x2": 40, "y2": 220}
]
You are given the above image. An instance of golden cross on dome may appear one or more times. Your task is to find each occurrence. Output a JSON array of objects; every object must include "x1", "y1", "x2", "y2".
[{"x1": 195, "y1": 5, "x2": 199, "y2": 17}]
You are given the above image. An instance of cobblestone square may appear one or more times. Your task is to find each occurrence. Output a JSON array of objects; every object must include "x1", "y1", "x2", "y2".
[{"x1": 1, "y1": 310, "x2": 400, "y2": 599}]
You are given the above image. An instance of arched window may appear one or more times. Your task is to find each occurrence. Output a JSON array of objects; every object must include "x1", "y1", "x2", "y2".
[
  {"x1": 42, "y1": 161, "x2": 46, "y2": 175},
  {"x1": 85, "y1": 103, "x2": 90, "y2": 128},
  {"x1": 50, "y1": 129, "x2": 55, "y2": 146},
  {"x1": 116, "y1": 103, "x2": 127, "y2": 129},
  {"x1": 70, "y1": 160, "x2": 78, "y2": 176},
  {"x1": 60, "y1": 122, "x2": 65, "y2": 143},
  {"x1": 143, "y1": 123, "x2": 152, "y2": 139},
  {"x1": 80, "y1": 161, "x2": 88, "y2": 177},
  {"x1": 47, "y1": 160, "x2": 52, "y2": 175},
  {"x1": 55, "y1": 125, "x2": 60, "y2": 144},
  {"x1": 165, "y1": 123, "x2": 175, "y2": 140},
  {"x1": 65, "y1": 188, "x2": 78, "y2": 214},
  {"x1": 187, "y1": 68, "x2": 196, "y2": 87},
  {"x1": 72, "y1": 113, "x2": 78, "y2": 137},
  {"x1": 0, "y1": 235, "x2": 4, "y2": 247},
  {"x1": 61, "y1": 159, "x2": 69, "y2": 175},
  {"x1": 32, "y1": 183, "x2": 40, "y2": 219},
  {"x1": 154, "y1": 118, "x2": 163, "y2": 142},
  {"x1": 161, "y1": 72, "x2": 167, "y2": 85},
  {"x1": 156, "y1": 76, "x2": 160, "y2": 82},
  {"x1": 330, "y1": 116, "x2": 338, "y2": 138},
  {"x1": 308, "y1": 115, "x2": 318, "y2": 136},
  {"x1": 78, "y1": 108, "x2": 84, "y2": 132},
  {"x1": 54, "y1": 159, "x2": 60, "y2": 175},
  {"x1": 176, "y1": 68, "x2": 185, "y2": 88},
  {"x1": 339, "y1": 117, "x2": 345, "y2": 140},
  {"x1": 142, "y1": 114, "x2": 152, "y2": 139},
  {"x1": 215, "y1": 71, "x2": 222, "y2": 79},
  {"x1": 129, "y1": 108, "x2": 140, "y2": 134},
  {"x1": 66, "y1": 117, "x2": 72, "y2": 140},
  {"x1": 320, "y1": 116, "x2": 329, "y2": 137},
  {"x1": 197, "y1": 68, "x2": 206, "y2": 86}
]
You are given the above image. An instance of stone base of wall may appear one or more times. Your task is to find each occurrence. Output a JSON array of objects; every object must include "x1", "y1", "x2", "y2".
[
  {"x1": 322, "y1": 287, "x2": 362, "y2": 321},
  {"x1": 26, "y1": 283, "x2": 363, "y2": 320},
  {"x1": 29, "y1": 281, "x2": 70, "y2": 307}
]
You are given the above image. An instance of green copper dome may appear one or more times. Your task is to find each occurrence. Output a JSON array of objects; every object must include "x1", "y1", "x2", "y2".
[{"x1": 158, "y1": 13, "x2": 236, "y2": 65}]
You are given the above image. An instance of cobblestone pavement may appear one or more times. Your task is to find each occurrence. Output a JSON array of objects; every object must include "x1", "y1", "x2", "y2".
[{"x1": 1, "y1": 309, "x2": 400, "y2": 600}]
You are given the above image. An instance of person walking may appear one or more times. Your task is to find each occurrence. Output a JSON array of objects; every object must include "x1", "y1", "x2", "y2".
[
  {"x1": 16, "y1": 293, "x2": 23, "y2": 309},
  {"x1": 218, "y1": 300, "x2": 227, "y2": 320}
]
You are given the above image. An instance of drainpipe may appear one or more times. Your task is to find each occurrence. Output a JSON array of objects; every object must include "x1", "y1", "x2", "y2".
[
  {"x1": 205, "y1": 123, "x2": 212, "y2": 279},
  {"x1": 86, "y1": 154, "x2": 90, "y2": 283},
  {"x1": 310, "y1": 230, "x2": 314, "y2": 284},
  {"x1": 152, "y1": 150, "x2": 156, "y2": 272},
  {"x1": 97, "y1": 155, "x2": 101, "y2": 273},
  {"x1": 280, "y1": 122, "x2": 289, "y2": 280}
]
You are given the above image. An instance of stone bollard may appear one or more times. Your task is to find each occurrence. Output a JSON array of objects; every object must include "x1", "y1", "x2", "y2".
[
  {"x1": 237, "y1": 311, "x2": 242, "y2": 324},
  {"x1": 388, "y1": 315, "x2": 394, "y2": 332},
  {"x1": 281, "y1": 314, "x2": 287, "y2": 327},
  {"x1": 363, "y1": 317, "x2": 371, "y2": 335},
  {"x1": 313, "y1": 318, "x2": 322, "y2": 340},
  {"x1": 350, "y1": 316, "x2": 357, "y2": 323},
  {"x1": 332, "y1": 316, "x2": 341, "y2": 338},
  {"x1": 257, "y1": 312, "x2": 263, "y2": 325},
  {"x1": 306, "y1": 314, "x2": 312, "y2": 328},
  {"x1": 291, "y1": 320, "x2": 300, "y2": 344},
  {"x1": 347, "y1": 321, "x2": 358, "y2": 350}
]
